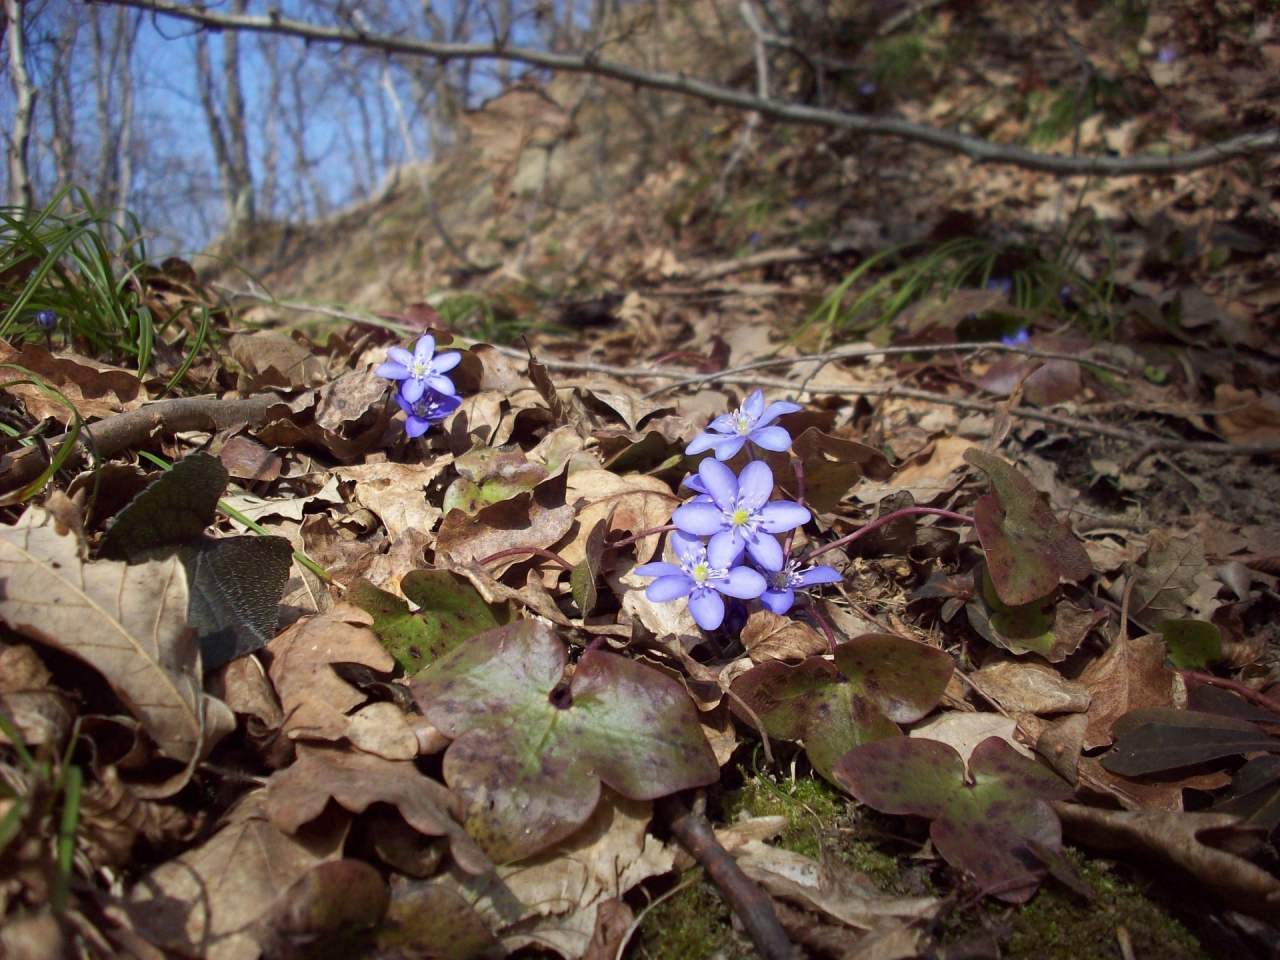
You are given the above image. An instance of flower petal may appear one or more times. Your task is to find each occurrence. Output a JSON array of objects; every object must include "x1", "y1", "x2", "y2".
[
  {"x1": 394, "y1": 392, "x2": 415, "y2": 416},
  {"x1": 681, "y1": 473, "x2": 709, "y2": 495},
  {"x1": 745, "y1": 533, "x2": 785, "y2": 571},
  {"x1": 699, "y1": 458, "x2": 738, "y2": 509},
  {"x1": 685, "y1": 432, "x2": 723, "y2": 456},
  {"x1": 426, "y1": 374, "x2": 457, "y2": 396},
  {"x1": 431, "y1": 394, "x2": 463, "y2": 419},
  {"x1": 712, "y1": 436, "x2": 747, "y2": 461},
  {"x1": 758, "y1": 501, "x2": 810, "y2": 534},
  {"x1": 404, "y1": 416, "x2": 430, "y2": 438},
  {"x1": 707, "y1": 413, "x2": 737, "y2": 433},
  {"x1": 749, "y1": 425, "x2": 793, "y2": 452},
  {"x1": 796, "y1": 565, "x2": 843, "y2": 587},
  {"x1": 634, "y1": 562, "x2": 683, "y2": 579},
  {"x1": 647, "y1": 575, "x2": 694, "y2": 603},
  {"x1": 757, "y1": 400, "x2": 802, "y2": 427},
  {"x1": 401, "y1": 378, "x2": 426, "y2": 403},
  {"x1": 688, "y1": 590, "x2": 725, "y2": 630},
  {"x1": 707, "y1": 529, "x2": 743, "y2": 568},
  {"x1": 387, "y1": 347, "x2": 415, "y2": 367},
  {"x1": 433, "y1": 350, "x2": 462, "y2": 372},
  {"x1": 376, "y1": 361, "x2": 410, "y2": 380},
  {"x1": 669, "y1": 530, "x2": 707, "y2": 563},
  {"x1": 737, "y1": 461, "x2": 775, "y2": 507},
  {"x1": 414, "y1": 335, "x2": 436, "y2": 363},
  {"x1": 717, "y1": 565, "x2": 767, "y2": 600},
  {"x1": 672, "y1": 502, "x2": 725, "y2": 537},
  {"x1": 759, "y1": 586, "x2": 795, "y2": 614},
  {"x1": 742, "y1": 390, "x2": 765, "y2": 420}
]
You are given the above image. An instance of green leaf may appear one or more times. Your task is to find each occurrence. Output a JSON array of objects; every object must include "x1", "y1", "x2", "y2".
[
  {"x1": 729, "y1": 633, "x2": 953, "y2": 783},
  {"x1": 410, "y1": 620, "x2": 719, "y2": 862},
  {"x1": 442, "y1": 446, "x2": 549, "y2": 515},
  {"x1": 98, "y1": 452, "x2": 228, "y2": 562},
  {"x1": 347, "y1": 570, "x2": 508, "y2": 677},
  {"x1": 188, "y1": 534, "x2": 294, "y2": 671},
  {"x1": 964, "y1": 449, "x2": 1092, "y2": 606},
  {"x1": 833, "y1": 737, "x2": 1073, "y2": 903},
  {"x1": 1157, "y1": 619, "x2": 1222, "y2": 670}
]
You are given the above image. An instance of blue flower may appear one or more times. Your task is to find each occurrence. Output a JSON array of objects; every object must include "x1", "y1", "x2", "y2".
[
  {"x1": 1157, "y1": 45, "x2": 1177, "y2": 64},
  {"x1": 672, "y1": 459, "x2": 809, "y2": 571},
  {"x1": 858, "y1": 80, "x2": 877, "y2": 97},
  {"x1": 634, "y1": 531, "x2": 766, "y2": 630},
  {"x1": 1001, "y1": 328, "x2": 1030, "y2": 348},
  {"x1": 376, "y1": 334, "x2": 461, "y2": 401},
  {"x1": 34, "y1": 310, "x2": 56, "y2": 330},
  {"x1": 685, "y1": 389, "x2": 801, "y2": 461},
  {"x1": 396, "y1": 387, "x2": 461, "y2": 438},
  {"x1": 759, "y1": 558, "x2": 843, "y2": 614},
  {"x1": 986, "y1": 277, "x2": 1012, "y2": 298}
]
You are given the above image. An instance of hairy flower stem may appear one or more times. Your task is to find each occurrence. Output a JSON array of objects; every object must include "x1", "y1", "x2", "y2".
[
  {"x1": 782, "y1": 456, "x2": 805, "y2": 558},
  {"x1": 799, "y1": 507, "x2": 974, "y2": 563},
  {"x1": 479, "y1": 547, "x2": 576, "y2": 571}
]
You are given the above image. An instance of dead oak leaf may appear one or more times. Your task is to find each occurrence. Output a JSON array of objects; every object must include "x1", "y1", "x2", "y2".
[
  {"x1": 265, "y1": 604, "x2": 394, "y2": 742},
  {"x1": 1078, "y1": 634, "x2": 1176, "y2": 750},
  {"x1": 229, "y1": 330, "x2": 328, "y2": 393},
  {"x1": 333, "y1": 459, "x2": 452, "y2": 540},
  {"x1": 740, "y1": 610, "x2": 829, "y2": 663},
  {"x1": 264, "y1": 742, "x2": 489, "y2": 875},
  {"x1": 557, "y1": 469, "x2": 678, "y2": 566}
]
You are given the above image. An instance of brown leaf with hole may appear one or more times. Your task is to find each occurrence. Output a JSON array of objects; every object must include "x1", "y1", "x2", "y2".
[
  {"x1": 556, "y1": 469, "x2": 678, "y2": 566},
  {"x1": 314, "y1": 369, "x2": 389, "y2": 432},
  {"x1": 740, "y1": 610, "x2": 829, "y2": 663},
  {"x1": 264, "y1": 742, "x2": 489, "y2": 875},
  {"x1": 0, "y1": 509, "x2": 232, "y2": 796},
  {"x1": 128, "y1": 790, "x2": 349, "y2": 960},
  {"x1": 1056, "y1": 803, "x2": 1280, "y2": 925},
  {"x1": 230, "y1": 330, "x2": 328, "y2": 393},
  {"x1": 265, "y1": 604, "x2": 394, "y2": 742},
  {"x1": 436, "y1": 470, "x2": 574, "y2": 567},
  {"x1": 1078, "y1": 634, "x2": 1176, "y2": 749}
]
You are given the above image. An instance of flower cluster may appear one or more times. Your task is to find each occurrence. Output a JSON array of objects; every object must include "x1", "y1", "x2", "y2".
[
  {"x1": 636, "y1": 391, "x2": 842, "y2": 629},
  {"x1": 376, "y1": 335, "x2": 463, "y2": 437}
]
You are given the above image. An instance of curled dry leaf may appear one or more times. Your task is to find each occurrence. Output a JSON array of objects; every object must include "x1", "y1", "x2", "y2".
[
  {"x1": 264, "y1": 742, "x2": 490, "y2": 875},
  {"x1": 264, "y1": 604, "x2": 394, "y2": 742},
  {"x1": 411, "y1": 619, "x2": 718, "y2": 862},
  {"x1": 229, "y1": 330, "x2": 328, "y2": 393},
  {"x1": 0, "y1": 642, "x2": 73, "y2": 750},
  {"x1": 0, "y1": 509, "x2": 232, "y2": 797},
  {"x1": 969, "y1": 660, "x2": 1091, "y2": 715},
  {"x1": 435, "y1": 470, "x2": 575, "y2": 567},
  {"x1": 1078, "y1": 633, "x2": 1176, "y2": 749},
  {"x1": 557, "y1": 468, "x2": 678, "y2": 566},
  {"x1": 78, "y1": 766, "x2": 202, "y2": 869},
  {"x1": 0, "y1": 337, "x2": 144, "y2": 422},
  {"x1": 333, "y1": 460, "x2": 452, "y2": 541},
  {"x1": 740, "y1": 610, "x2": 830, "y2": 663}
]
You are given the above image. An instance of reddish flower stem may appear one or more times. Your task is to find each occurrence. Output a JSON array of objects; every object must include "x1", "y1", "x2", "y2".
[
  {"x1": 783, "y1": 456, "x2": 805, "y2": 558},
  {"x1": 606, "y1": 524, "x2": 678, "y2": 548},
  {"x1": 1178, "y1": 670, "x2": 1280, "y2": 716},
  {"x1": 479, "y1": 547, "x2": 575, "y2": 572},
  {"x1": 799, "y1": 507, "x2": 974, "y2": 563}
]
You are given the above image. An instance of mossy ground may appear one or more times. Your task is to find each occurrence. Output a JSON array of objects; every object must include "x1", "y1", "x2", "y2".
[{"x1": 630, "y1": 767, "x2": 1212, "y2": 960}]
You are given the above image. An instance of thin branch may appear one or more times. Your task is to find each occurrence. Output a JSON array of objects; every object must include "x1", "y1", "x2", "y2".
[
  {"x1": 479, "y1": 546, "x2": 576, "y2": 571},
  {"x1": 1178, "y1": 671, "x2": 1280, "y2": 716},
  {"x1": 102, "y1": 0, "x2": 1280, "y2": 176},
  {"x1": 801, "y1": 506, "x2": 973, "y2": 563}
]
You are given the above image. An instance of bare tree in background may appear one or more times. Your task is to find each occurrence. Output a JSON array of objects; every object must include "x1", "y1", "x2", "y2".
[
  {"x1": 194, "y1": 0, "x2": 254, "y2": 230},
  {"x1": 90, "y1": 4, "x2": 141, "y2": 222},
  {"x1": 5, "y1": 0, "x2": 36, "y2": 212}
]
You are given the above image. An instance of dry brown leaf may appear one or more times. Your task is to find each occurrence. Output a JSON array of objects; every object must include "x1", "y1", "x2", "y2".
[
  {"x1": 1057, "y1": 803, "x2": 1280, "y2": 925},
  {"x1": 263, "y1": 741, "x2": 489, "y2": 875},
  {"x1": 1126, "y1": 531, "x2": 1207, "y2": 627},
  {"x1": 581, "y1": 898, "x2": 635, "y2": 960},
  {"x1": 0, "y1": 338, "x2": 144, "y2": 422},
  {"x1": 611, "y1": 556, "x2": 701, "y2": 653},
  {"x1": 333, "y1": 459, "x2": 451, "y2": 540},
  {"x1": 855, "y1": 435, "x2": 974, "y2": 506},
  {"x1": 229, "y1": 330, "x2": 328, "y2": 393},
  {"x1": 205, "y1": 654, "x2": 287, "y2": 767},
  {"x1": 557, "y1": 469, "x2": 678, "y2": 566},
  {"x1": 443, "y1": 389, "x2": 508, "y2": 450},
  {"x1": 216, "y1": 435, "x2": 282, "y2": 482},
  {"x1": 78, "y1": 765, "x2": 201, "y2": 869},
  {"x1": 741, "y1": 610, "x2": 829, "y2": 663},
  {"x1": 0, "y1": 642, "x2": 73, "y2": 750},
  {"x1": 128, "y1": 790, "x2": 348, "y2": 960},
  {"x1": 970, "y1": 660, "x2": 1090, "y2": 715},
  {"x1": 1078, "y1": 634, "x2": 1176, "y2": 749},
  {"x1": 909, "y1": 713, "x2": 1033, "y2": 762},
  {"x1": 733, "y1": 840, "x2": 940, "y2": 930},
  {"x1": 714, "y1": 815, "x2": 790, "y2": 853},
  {"x1": 1036, "y1": 713, "x2": 1089, "y2": 784},
  {"x1": 346, "y1": 701, "x2": 419, "y2": 761},
  {"x1": 1075, "y1": 756, "x2": 1230, "y2": 812},
  {"x1": 264, "y1": 604, "x2": 393, "y2": 742},
  {"x1": 1215, "y1": 384, "x2": 1280, "y2": 445},
  {"x1": 436, "y1": 471, "x2": 574, "y2": 567},
  {"x1": 0, "y1": 509, "x2": 231, "y2": 796},
  {"x1": 314, "y1": 369, "x2": 389, "y2": 432}
]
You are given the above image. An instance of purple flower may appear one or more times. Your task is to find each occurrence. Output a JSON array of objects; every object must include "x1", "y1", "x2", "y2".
[
  {"x1": 376, "y1": 334, "x2": 461, "y2": 401},
  {"x1": 34, "y1": 310, "x2": 56, "y2": 330},
  {"x1": 1157, "y1": 45, "x2": 1177, "y2": 64},
  {"x1": 685, "y1": 389, "x2": 802, "y2": 461},
  {"x1": 1001, "y1": 328, "x2": 1030, "y2": 348},
  {"x1": 672, "y1": 459, "x2": 809, "y2": 571},
  {"x1": 759, "y1": 559, "x2": 843, "y2": 614},
  {"x1": 986, "y1": 277, "x2": 1012, "y2": 298},
  {"x1": 859, "y1": 80, "x2": 877, "y2": 97},
  {"x1": 634, "y1": 531, "x2": 766, "y2": 630},
  {"x1": 395, "y1": 387, "x2": 461, "y2": 437}
]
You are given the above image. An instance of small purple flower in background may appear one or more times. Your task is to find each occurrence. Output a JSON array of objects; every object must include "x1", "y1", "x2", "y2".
[
  {"x1": 634, "y1": 531, "x2": 766, "y2": 630},
  {"x1": 396, "y1": 388, "x2": 461, "y2": 438},
  {"x1": 748, "y1": 232, "x2": 762, "y2": 246},
  {"x1": 859, "y1": 80, "x2": 877, "y2": 97},
  {"x1": 1001, "y1": 328, "x2": 1031, "y2": 348},
  {"x1": 1157, "y1": 45, "x2": 1177, "y2": 64},
  {"x1": 759, "y1": 559, "x2": 843, "y2": 614},
  {"x1": 672, "y1": 459, "x2": 809, "y2": 571},
  {"x1": 34, "y1": 310, "x2": 56, "y2": 330},
  {"x1": 685, "y1": 389, "x2": 801, "y2": 461},
  {"x1": 986, "y1": 277, "x2": 1012, "y2": 298},
  {"x1": 1058, "y1": 284, "x2": 1074, "y2": 302},
  {"x1": 792, "y1": 198, "x2": 807, "y2": 211},
  {"x1": 376, "y1": 334, "x2": 461, "y2": 400}
]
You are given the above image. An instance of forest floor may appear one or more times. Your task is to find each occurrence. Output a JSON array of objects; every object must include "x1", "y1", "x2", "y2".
[{"x1": 4, "y1": 1, "x2": 1280, "y2": 959}]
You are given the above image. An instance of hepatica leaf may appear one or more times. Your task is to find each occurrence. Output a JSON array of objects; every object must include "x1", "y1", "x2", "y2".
[
  {"x1": 1157, "y1": 619, "x2": 1222, "y2": 670},
  {"x1": 188, "y1": 534, "x2": 294, "y2": 671},
  {"x1": 729, "y1": 634, "x2": 953, "y2": 783},
  {"x1": 348, "y1": 570, "x2": 508, "y2": 676},
  {"x1": 98, "y1": 451, "x2": 229, "y2": 562},
  {"x1": 964, "y1": 449, "x2": 1092, "y2": 606},
  {"x1": 834, "y1": 737, "x2": 1073, "y2": 903},
  {"x1": 1101, "y1": 710, "x2": 1280, "y2": 776},
  {"x1": 409, "y1": 619, "x2": 718, "y2": 861}
]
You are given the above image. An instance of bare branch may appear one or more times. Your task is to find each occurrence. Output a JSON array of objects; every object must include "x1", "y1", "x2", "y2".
[{"x1": 101, "y1": 0, "x2": 1280, "y2": 177}]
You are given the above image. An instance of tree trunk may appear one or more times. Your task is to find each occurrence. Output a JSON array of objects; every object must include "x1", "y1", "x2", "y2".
[
  {"x1": 5, "y1": 0, "x2": 37, "y2": 213},
  {"x1": 223, "y1": 0, "x2": 254, "y2": 226}
]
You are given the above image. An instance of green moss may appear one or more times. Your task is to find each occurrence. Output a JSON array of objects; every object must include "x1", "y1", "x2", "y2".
[{"x1": 632, "y1": 871, "x2": 748, "y2": 960}]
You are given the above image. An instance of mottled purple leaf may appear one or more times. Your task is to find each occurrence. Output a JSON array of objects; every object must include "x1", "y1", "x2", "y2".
[
  {"x1": 410, "y1": 620, "x2": 718, "y2": 862},
  {"x1": 834, "y1": 737, "x2": 1073, "y2": 903},
  {"x1": 964, "y1": 449, "x2": 1092, "y2": 605}
]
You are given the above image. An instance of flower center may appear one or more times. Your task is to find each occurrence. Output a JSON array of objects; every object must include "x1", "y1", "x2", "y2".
[
  {"x1": 731, "y1": 507, "x2": 751, "y2": 527},
  {"x1": 690, "y1": 562, "x2": 711, "y2": 584},
  {"x1": 733, "y1": 414, "x2": 753, "y2": 435},
  {"x1": 411, "y1": 361, "x2": 428, "y2": 377},
  {"x1": 682, "y1": 553, "x2": 727, "y2": 586}
]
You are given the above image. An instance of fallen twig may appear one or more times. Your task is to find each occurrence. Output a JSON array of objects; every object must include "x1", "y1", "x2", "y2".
[
  {"x1": 657, "y1": 792, "x2": 794, "y2": 960},
  {"x1": 1178, "y1": 671, "x2": 1280, "y2": 716}
]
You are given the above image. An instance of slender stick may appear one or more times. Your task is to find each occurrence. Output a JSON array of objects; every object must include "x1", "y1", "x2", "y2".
[
  {"x1": 800, "y1": 507, "x2": 973, "y2": 563},
  {"x1": 607, "y1": 524, "x2": 678, "y2": 549},
  {"x1": 479, "y1": 546, "x2": 576, "y2": 572},
  {"x1": 1178, "y1": 671, "x2": 1280, "y2": 716},
  {"x1": 657, "y1": 793, "x2": 793, "y2": 960}
]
